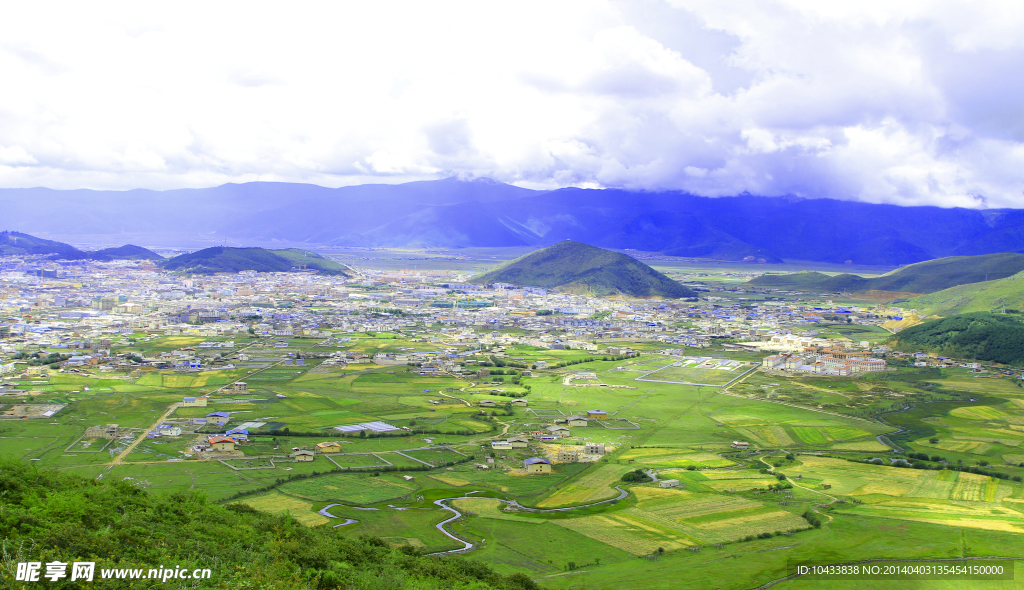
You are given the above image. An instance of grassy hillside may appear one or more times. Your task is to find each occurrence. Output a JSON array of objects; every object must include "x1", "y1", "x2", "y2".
[
  {"x1": 749, "y1": 253, "x2": 1024, "y2": 295},
  {"x1": 89, "y1": 244, "x2": 163, "y2": 261},
  {"x1": 898, "y1": 271, "x2": 1024, "y2": 316},
  {"x1": 162, "y1": 246, "x2": 348, "y2": 275},
  {"x1": 0, "y1": 230, "x2": 87, "y2": 258},
  {"x1": 889, "y1": 312, "x2": 1024, "y2": 364},
  {"x1": 470, "y1": 240, "x2": 696, "y2": 298},
  {"x1": 0, "y1": 459, "x2": 536, "y2": 590}
]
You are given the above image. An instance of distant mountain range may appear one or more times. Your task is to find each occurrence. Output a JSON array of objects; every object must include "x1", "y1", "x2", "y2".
[
  {"x1": 161, "y1": 247, "x2": 348, "y2": 275},
  {"x1": 4, "y1": 178, "x2": 1024, "y2": 264},
  {"x1": 471, "y1": 241, "x2": 696, "y2": 299},
  {"x1": 1, "y1": 230, "x2": 161, "y2": 261},
  {"x1": 747, "y1": 253, "x2": 1024, "y2": 295}
]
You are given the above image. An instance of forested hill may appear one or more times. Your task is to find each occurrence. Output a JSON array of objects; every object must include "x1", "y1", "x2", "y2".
[
  {"x1": 748, "y1": 253, "x2": 1024, "y2": 295},
  {"x1": 889, "y1": 312, "x2": 1024, "y2": 365},
  {"x1": 471, "y1": 240, "x2": 696, "y2": 298},
  {"x1": 161, "y1": 247, "x2": 349, "y2": 275},
  {"x1": 0, "y1": 459, "x2": 536, "y2": 590}
]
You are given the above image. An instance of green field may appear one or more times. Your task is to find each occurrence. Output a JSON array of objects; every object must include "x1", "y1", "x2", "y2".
[{"x1": 5, "y1": 324, "x2": 1024, "y2": 590}]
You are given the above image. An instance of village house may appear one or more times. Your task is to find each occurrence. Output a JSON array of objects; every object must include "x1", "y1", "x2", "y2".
[
  {"x1": 510, "y1": 398, "x2": 528, "y2": 407},
  {"x1": 524, "y1": 457, "x2": 552, "y2": 474},
  {"x1": 491, "y1": 440, "x2": 513, "y2": 450},
  {"x1": 182, "y1": 395, "x2": 208, "y2": 407},
  {"x1": 290, "y1": 448, "x2": 315, "y2": 461},
  {"x1": 586, "y1": 409, "x2": 609, "y2": 420},
  {"x1": 557, "y1": 447, "x2": 578, "y2": 463},
  {"x1": 478, "y1": 399, "x2": 497, "y2": 408},
  {"x1": 232, "y1": 381, "x2": 248, "y2": 393},
  {"x1": 731, "y1": 441, "x2": 749, "y2": 449},
  {"x1": 659, "y1": 479, "x2": 680, "y2": 489},
  {"x1": 316, "y1": 441, "x2": 342, "y2": 454},
  {"x1": 208, "y1": 436, "x2": 235, "y2": 451},
  {"x1": 507, "y1": 437, "x2": 529, "y2": 448},
  {"x1": 584, "y1": 442, "x2": 606, "y2": 456},
  {"x1": 566, "y1": 415, "x2": 589, "y2": 427},
  {"x1": 545, "y1": 425, "x2": 570, "y2": 438},
  {"x1": 157, "y1": 424, "x2": 182, "y2": 437}
]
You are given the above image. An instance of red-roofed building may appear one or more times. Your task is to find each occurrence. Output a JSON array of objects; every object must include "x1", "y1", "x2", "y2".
[{"x1": 208, "y1": 436, "x2": 235, "y2": 451}]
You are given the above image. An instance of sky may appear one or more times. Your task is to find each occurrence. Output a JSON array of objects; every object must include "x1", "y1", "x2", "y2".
[{"x1": 1, "y1": 0, "x2": 1023, "y2": 208}]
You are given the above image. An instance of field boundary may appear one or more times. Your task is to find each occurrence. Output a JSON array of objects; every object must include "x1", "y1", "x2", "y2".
[{"x1": 324, "y1": 452, "x2": 393, "y2": 470}]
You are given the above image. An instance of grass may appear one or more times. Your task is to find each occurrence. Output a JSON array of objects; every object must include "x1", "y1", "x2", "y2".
[
  {"x1": 278, "y1": 473, "x2": 420, "y2": 504},
  {"x1": 536, "y1": 463, "x2": 632, "y2": 507},
  {"x1": 237, "y1": 491, "x2": 331, "y2": 526}
]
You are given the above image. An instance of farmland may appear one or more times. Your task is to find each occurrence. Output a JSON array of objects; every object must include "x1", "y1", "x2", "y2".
[{"x1": 4, "y1": 309, "x2": 1024, "y2": 590}]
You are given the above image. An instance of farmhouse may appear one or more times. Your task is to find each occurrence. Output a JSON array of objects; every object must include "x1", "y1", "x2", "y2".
[
  {"x1": 545, "y1": 425, "x2": 570, "y2": 438},
  {"x1": 157, "y1": 424, "x2": 182, "y2": 437},
  {"x1": 232, "y1": 382, "x2": 248, "y2": 393},
  {"x1": 290, "y1": 448, "x2": 315, "y2": 461},
  {"x1": 478, "y1": 399, "x2": 497, "y2": 407},
  {"x1": 491, "y1": 440, "x2": 513, "y2": 450},
  {"x1": 659, "y1": 479, "x2": 680, "y2": 488},
  {"x1": 182, "y1": 395, "x2": 208, "y2": 407},
  {"x1": 731, "y1": 441, "x2": 749, "y2": 449},
  {"x1": 524, "y1": 457, "x2": 552, "y2": 474},
  {"x1": 586, "y1": 409, "x2": 609, "y2": 420},
  {"x1": 510, "y1": 398, "x2": 528, "y2": 406},
  {"x1": 207, "y1": 436, "x2": 235, "y2": 451},
  {"x1": 507, "y1": 437, "x2": 529, "y2": 448},
  {"x1": 567, "y1": 415, "x2": 589, "y2": 427},
  {"x1": 316, "y1": 441, "x2": 342, "y2": 454}
]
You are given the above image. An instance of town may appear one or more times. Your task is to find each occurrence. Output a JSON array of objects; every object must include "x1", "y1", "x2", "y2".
[{"x1": 2, "y1": 249, "x2": 1023, "y2": 589}]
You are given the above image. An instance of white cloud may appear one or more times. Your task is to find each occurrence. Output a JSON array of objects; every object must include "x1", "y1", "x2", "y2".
[{"x1": 0, "y1": 0, "x2": 1021, "y2": 208}]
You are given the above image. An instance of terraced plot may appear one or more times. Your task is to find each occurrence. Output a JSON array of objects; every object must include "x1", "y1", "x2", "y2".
[
  {"x1": 553, "y1": 511, "x2": 696, "y2": 555},
  {"x1": 238, "y1": 492, "x2": 330, "y2": 526},
  {"x1": 736, "y1": 425, "x2": 796, "y2": 446},
  {"x1": 618, "y1": 447, "x2": 735, "y2": 468},
  {"x1": 536, "y1": 463, "x2": 631, "y2": 507},
  {"x1": 278, "y1": 473, "x2": 419, "y2": 503}
]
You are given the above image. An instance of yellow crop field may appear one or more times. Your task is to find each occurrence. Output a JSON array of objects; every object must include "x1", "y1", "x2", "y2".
[
  {"x1": 701, "y1": 471, "x2": 778, "y2": 480},
  {"x1": 829, "y1": 440, "x2": 890, "y2": 452},
  {"x1": 950, "y1": 472, "x2": 993, "y2": 502},
  {"x1": 691, "y1": 509, "x2": 807, "y2": 539},
  {"x1": 951, "y1": 406, "x2": 1008, "y2": 421},
  {"x1": 640, "y1": 494, "x2": 761, "y2": 520},
  {"x1": 619, "y1": 447, "x2": 694, "y2": 460},
  {"x1": 905, "y1": 472, "x2": 955, "y2": 499},
  {"x1": 702, "y1": 478, "x2": 779, "y2": 491},
  {"x1": 631, "y1": 487, "x2": 696, "y2": 503},
  {"x1": 553, "y1": 512, "x2": 694, "y2": 555},
  {"x1": 937, "y1": 440, "x2": 991, "y2": 454},
  {"x1": 851, "y1": 480, "x2": 914, "y2": 497},
  {"x1": 824, "y1": 427, "x2": 872, "y2": 440},
  {"x1": 787, "y1": 456, "x2": 928, "y2": 496},
  {"x1": 240, "y1": 492, "x2": 330, "y2": 526},
  {"x1": 537, "y1": 464, "x2": 630, "y2": 507},
  {"x1": 162, "y1": 374, "x2": 195, "y2": 388},
  {"x1": 618, "y1": 448, "x2": 731, "y2": 468}
]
